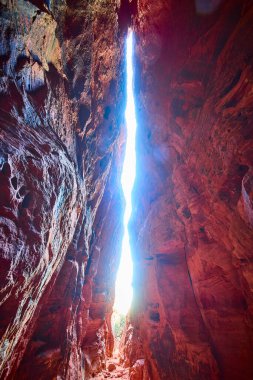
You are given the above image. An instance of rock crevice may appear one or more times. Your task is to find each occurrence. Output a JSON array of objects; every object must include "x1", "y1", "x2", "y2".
[{"x1": 1, "y1": 1, "x2": 253, "y2": 379}]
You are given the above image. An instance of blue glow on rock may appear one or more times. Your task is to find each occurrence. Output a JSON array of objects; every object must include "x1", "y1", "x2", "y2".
[{"x1": 114, "y1": 31, "x2": 136, "y2": 315}]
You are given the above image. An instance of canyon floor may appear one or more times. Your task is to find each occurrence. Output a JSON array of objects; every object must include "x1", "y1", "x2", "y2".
[{"x1": 93, "y1": 356, "x2": 129, "y2": 379}]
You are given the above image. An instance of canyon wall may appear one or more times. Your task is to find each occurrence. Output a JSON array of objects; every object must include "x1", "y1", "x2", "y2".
[
  {"x1": 1, "y1": 0, "x2": 253, "y2": 379},
  {"x1": 0, "y1": 0, "x2": 128, "y2": 378},
  {"x1": 126, "y1": 0, "x2": 253, "y2": 379}
]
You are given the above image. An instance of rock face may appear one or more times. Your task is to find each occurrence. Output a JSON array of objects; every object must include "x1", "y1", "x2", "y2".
[
  {"x1": 127, "y1": 0, "x2": 253, "y2": 379},
  {"x1": 0, "y1": 1, "x2": 127, "y2": 378},
  {"x1": 1, "y1": 0, "x2": 253, "y2": 379}
]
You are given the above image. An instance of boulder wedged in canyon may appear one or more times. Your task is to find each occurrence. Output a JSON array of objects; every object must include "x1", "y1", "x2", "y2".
[
  {"x1": 0, "y1": 0, "x2": 128, "y2": 378},
  {"x1": 126, "y1": 0, "x2": 253, "y2": 379}
]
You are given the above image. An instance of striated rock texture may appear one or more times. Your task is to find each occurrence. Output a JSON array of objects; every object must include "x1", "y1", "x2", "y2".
[
  {"x1": 127, "y1": 0, "x2": 253, "y2": 379},
  {"x1": 0, "y1": 0, "x2": 128, "y2": 378},
  {"x1": 1, "y1": 0, "x2": 253, "y2": 379}
]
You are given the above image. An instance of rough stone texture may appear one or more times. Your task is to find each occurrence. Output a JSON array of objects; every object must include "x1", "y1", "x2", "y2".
[
  {"x1": 0, "y1": 0, "x2": 127, "y2": 378},
  {"x1": 2, "y1": 0, "x2": 253, "y2": 379},
  {"x1": 128, "y1": 0, "x2": 253, "y2": 379}
]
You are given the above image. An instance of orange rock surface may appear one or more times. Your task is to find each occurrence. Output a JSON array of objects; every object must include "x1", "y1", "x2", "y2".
[
  {"x1": 1, "y1": 0, "x2": 253, "y2": 379},
  {"x1": 126, "y1": 0, "x2": 253, "y2": 379},
  {"x1": 0, "y1": 1, "x2": 126, "y2": 378}
]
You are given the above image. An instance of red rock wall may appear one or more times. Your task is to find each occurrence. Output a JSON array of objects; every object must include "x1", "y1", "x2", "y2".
[
  {"x1": 128, "y1": 0, "x2": 253, "y2": 379},
  {"x1": 0, "y1": 1, "x2": 128, "y2": 378},
  {"x1": 2, "y1": 1, "x2": 253, "y2": 379}
]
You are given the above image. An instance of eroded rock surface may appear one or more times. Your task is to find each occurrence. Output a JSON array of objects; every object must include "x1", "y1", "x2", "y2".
[
  {"x1": 126, "y1": 0, "x2": 253, "y2": 379},
  {"x1": 1, "y1": 0, "x2": 253, "y2": 379},
  {"x1": 0, "y1": 0, "x2": 127, "y2": 378}
]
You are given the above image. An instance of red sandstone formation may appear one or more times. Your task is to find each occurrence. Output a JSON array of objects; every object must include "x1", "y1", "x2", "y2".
[
  {"x1": 1, "y1": 0, "x2": 253, "y2": 379},
  {"x1": 0, "y1": 0, "x2": 126, "y2": 378},
  {"x1": 126, "y1": 0, "x2": 253, "y2": 379}
]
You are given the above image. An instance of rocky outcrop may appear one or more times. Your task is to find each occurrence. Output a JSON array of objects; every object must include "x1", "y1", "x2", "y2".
[
  {"x1": 127, "y1": 0, "x2": 253, "y2": 379},
  {"x1": 0, "y1": 1, "x2": 127, "y2": 378}
]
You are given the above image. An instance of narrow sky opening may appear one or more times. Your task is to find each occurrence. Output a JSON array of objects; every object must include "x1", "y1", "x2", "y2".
[{"x1": 114, "y1": 31, "x2": 136, "y2": 315}]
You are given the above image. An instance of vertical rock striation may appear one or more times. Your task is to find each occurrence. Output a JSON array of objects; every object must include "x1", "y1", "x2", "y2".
[
  {"x1": 127, "y1": 0, "x2": 253, "y2": 379},
  {"x1": 0, "y1": 0, "x2": 128, "y2": 378},
  {"x1": 1, "y1": 0, "x2": 253, "y2": 379}
]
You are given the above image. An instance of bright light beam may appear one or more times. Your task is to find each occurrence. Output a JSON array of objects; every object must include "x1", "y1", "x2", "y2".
[{"x1": 114, "y1": 31, "x2": 136, "y2": 315}]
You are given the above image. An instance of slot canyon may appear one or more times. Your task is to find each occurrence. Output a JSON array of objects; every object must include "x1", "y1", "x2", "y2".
[{"x1": 0, "y1": 0, "x2": 253, "y2": 379}]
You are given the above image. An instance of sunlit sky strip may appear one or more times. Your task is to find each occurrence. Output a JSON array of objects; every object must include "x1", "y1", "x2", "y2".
[{"x1": 114, "y1": 31, "x2": 136, "y2": 315}]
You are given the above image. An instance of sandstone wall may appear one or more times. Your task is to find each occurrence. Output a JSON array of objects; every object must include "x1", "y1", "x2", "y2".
[
  {"x1": 128, "y1": 1, "x2": 253, "y2": 379},
  {"x1": 1, "y1": 1, "x2": 253, "y2": 379},
  {"x1": 0, "y1": 1, "x2": 128, "y2": 378}
]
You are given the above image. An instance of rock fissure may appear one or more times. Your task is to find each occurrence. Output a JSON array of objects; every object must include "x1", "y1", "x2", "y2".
[{"x1": 1, "y1": 0, "x2": 253, "y2": 379}]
